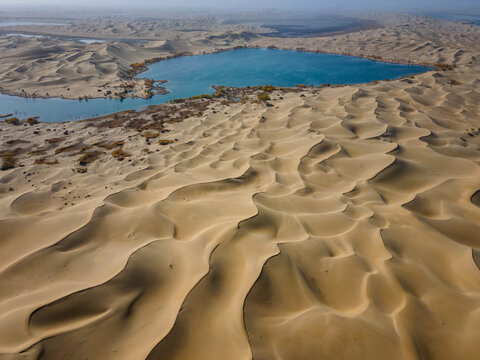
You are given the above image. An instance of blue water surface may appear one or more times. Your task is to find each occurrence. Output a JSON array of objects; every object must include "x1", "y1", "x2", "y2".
[
  {"x1": 0, "y1": 22, "x2": 69, "y2": 27},
  {"x1": 0, "y1": 48, "x2": 431, "y2": 122}
]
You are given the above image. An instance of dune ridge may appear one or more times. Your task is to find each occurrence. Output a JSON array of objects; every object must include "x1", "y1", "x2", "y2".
[{"x1": 1, "y1": 13, "x2": 480, "y2": 360}]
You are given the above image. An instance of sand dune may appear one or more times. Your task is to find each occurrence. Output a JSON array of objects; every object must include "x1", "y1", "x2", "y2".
[
  {"x1": 1, "y1": 12, "x2": 480, "y2": 360},
  {"x1": 0, "y1": 27, "x2": 256, "y2": 99}
]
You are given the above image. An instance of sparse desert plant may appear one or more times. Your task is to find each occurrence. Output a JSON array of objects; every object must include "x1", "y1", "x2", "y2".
[
  {"x1": 132, "y1": 62, "x2": 145, "y2": 69},
  {"x1": 5, "y1": 117, "x2": 20, "y2": 125},
  {"x1": 257, "y1": 93, "x2": 271, "y2": 102},
  {"x1": 436, "y1": 63, "x2": 456, "y2": 71},
  {"x1": 6, "y1": 139, "x2": 29, "y2": 146},
  {"x1": 1, "y1": 148, "x2": 22, "y2": 171},
  {"x1": 190, "y1": 94, "x2": 212, "y2": 100},
  {"x1": 111, "y1": 149, "x2": 131, "y2": 160},
  {"x1": 55, "y1": 144, "x2": 77, "y2": 154},
  {"x1": 45, "y1": 137, "x2": 65, "y2": 145},
  {"x1": 34, "y1": 157, "x2": 58, "y2": 165},
  {"x1": 26, "y1": 117, "x2": 38, "y2": 126},
  {"x1": 158, "y1": 139, "x2": 174, "y2": 146},
  {"x1": 28, "y1": 148, "x2": 47, "y2": 156},
  {"x1": 105, "y1": 140, "x2": 125, "y2": 150},
  {"x1": 261, "y1": 85, "x2": 276, "y2": 92},
  {"x1": 143, "y1": 131, "x2": 159, "y2": 139},
  {"x1": 213, "y1": 89, "x2": 225, "y2": 97},
  {"x1": 78, "y1": 151, "x2": 102, "y2": 166},
  {"x1": 1, "y1": 155, "x2": 17, "y2": 170}
]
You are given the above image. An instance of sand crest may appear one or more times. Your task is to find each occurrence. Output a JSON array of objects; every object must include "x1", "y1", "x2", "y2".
[{"x1": 1, "y1": 12, "x2": 480, "y2": 360}]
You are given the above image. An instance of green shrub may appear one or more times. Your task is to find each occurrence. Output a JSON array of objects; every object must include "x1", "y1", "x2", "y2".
[
  {"x1": 261, "y1": 85, "x2": 276, "y2": 92},
  {"x1": 190, "y1": 94, "x2": 212, "y2": 100},
  {"x1": 257, "y1": 93, "x2": 271, "y2": 102},
  {"x1": 26, "y1": 117, "x2": 38, "y2": 126},
  {"x1": 5, "y1": 117, "x2": 20, "y2": 125}
]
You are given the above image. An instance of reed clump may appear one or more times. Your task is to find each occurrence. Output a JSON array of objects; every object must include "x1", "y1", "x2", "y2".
[
  {"x1": 26, "y1": 117, "x2": 39, "y2": 126},
  {"x1": 261, "y1": 85, "x2": 276, "y2": 92},
  {"x1": 111, "y1": 148, "x2": 131, "y2": 161},
  {"x1": 143, "y1": 131, "x2": 160, "y2": 140},
  {"x1": 5, "y1": 117, "x2": 20, "y2": 125},
  {"x1": 78, "y1": 151, "x2": 102, "y2": 166},
  {"x1": 436, "y1": 63, "x2": 456, "y2": 71},
  {"x1": 257, "y1": 93, "x2": 271, "y2": 102}
]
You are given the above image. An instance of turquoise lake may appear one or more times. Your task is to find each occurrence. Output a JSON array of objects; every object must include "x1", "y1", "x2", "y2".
[{"x1": 0, "y1": 48, "x2": 432, "y2": 122}]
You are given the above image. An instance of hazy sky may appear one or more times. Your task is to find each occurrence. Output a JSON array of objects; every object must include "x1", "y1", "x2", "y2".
[{"x1": 0, "y1": 0, "x2": 479, "y2": 11}]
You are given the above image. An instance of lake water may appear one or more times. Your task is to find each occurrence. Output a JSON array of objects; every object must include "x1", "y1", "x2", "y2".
[
  {"x1": 78, "y1": 39, "x2": 106, "y2": 44},
  {"x1": 0, "y1": 48, "x2": 432, "y2": 122},
  {"x1": 3, "y1": 33, "x2": 44, "y2": 38},
  {"x1": 424, "y1": 13, "x2": 480, "y2": 26},
  {"x1": 224, "y1": 14, "x2": 367, "y2": 38},
  {"x1": 1, "y1": 33, "x2": 105, "y2": 43},
  {"x1": 0, "y1": 22, "x2": 69, "y2": 27}
]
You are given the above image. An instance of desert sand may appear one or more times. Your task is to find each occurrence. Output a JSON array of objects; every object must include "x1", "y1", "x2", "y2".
[
  {"x1": 0, "y1": 17, "x2": 260, "y2": 99},
  {"x1": 1, "y1": 12, "x2": 480, "y2": 360}
]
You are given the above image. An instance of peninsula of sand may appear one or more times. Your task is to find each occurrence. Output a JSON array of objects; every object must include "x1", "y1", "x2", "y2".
[{"x1": 1, "y1": 12, "x2": 480, "y2": 360}]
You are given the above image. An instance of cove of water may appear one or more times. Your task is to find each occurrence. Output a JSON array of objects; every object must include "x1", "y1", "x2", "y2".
[
  {"x1": 0, "y1": 22, "x2": 69, "y2": 27},
  {"x1": 0, "y1": 48, "x2": 432, "y2": 122}
]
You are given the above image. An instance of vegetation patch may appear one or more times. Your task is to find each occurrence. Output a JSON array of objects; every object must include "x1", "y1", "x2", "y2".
[
  {"x1": 1, "y1": 154, "x2": 17, "y2": 171},
  {"x1": 213, "y1": 88, "x2": 228, "y2": 98},
  {"x1": 111, "y1": 148, "x2": 131, "y2": 160},
  {"x1": 45, "y1": 137, "x2": 66, "y2": 145},
  {"x1": 104, "y1": 141, "x2": 125, "y2": 150},
  {"x1": 261, "y1": 85, "x2": 276, "y2": 92},
  {"x1": 34, "y1": 157, "x2": 58, "y2": 165},
  {"x1": 55, "y1": 144, "x2": 78, "y2": 155},
  {"x1": 257, "y1": 93, "x2": 271, "y2": 102},
  {"x1": 436, "y1": 63, "x2": 456, "y2": 71},
  {"x1": 28, "y1": 148, "x2": 47, "y2": 156},
  {"x1": 190, "y1": 94, "x2": 212, "y2": 100},
  {"x1": 5, "y1": 117, "x2": 20, "y2": 125},
  {"x1": 6, "y1": 139, "x2": 30, "y2": 146},
  {"x1": 78, "y1": 151, "x2": 103, "y2": 166},
  {"x1": 26, "y1": 117, "x2": 39, "y2": 126},
  {"x1": 1, "y1": 148, "x2": 23, "y2": 171},
  {"x1": 143, "y1": 131, "x2": 160, "y2": 139}
]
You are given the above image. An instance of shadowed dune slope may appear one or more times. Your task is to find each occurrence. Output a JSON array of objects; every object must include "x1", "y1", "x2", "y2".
[{"x1": 1, "y1": 14, "x2": 480, "y2": 360}]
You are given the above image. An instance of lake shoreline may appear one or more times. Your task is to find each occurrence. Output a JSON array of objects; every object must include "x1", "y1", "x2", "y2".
[
  {"x1": 0, "y1": 48, "x2": 432, "y2": 122},
  {"x1": 2, "y1": 12, "x2": 480, "y2": 360},
  {"x1": 0, "y1": 46, "x2": 437, "y2": 102}
]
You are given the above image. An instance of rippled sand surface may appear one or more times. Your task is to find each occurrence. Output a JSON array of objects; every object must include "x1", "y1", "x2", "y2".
[{"x1": 1, "y1": 13, "x2": 480, "y2": 360}]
